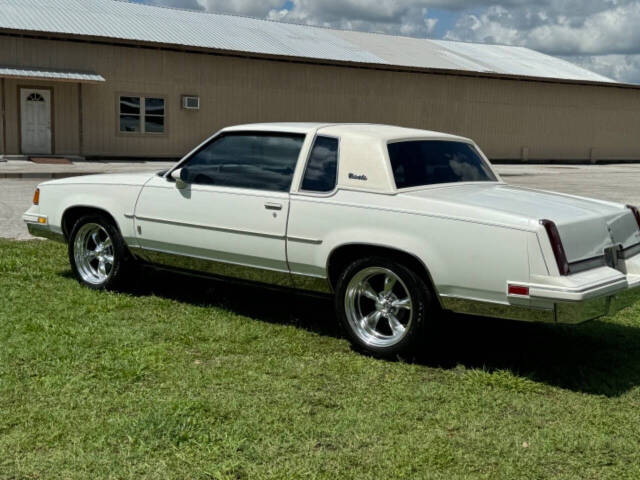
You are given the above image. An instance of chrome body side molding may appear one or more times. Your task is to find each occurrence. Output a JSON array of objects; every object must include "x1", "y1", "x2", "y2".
[
  {"x1": 287, "y1": 236, "x2": 323, "y2": 245},
  {"x1": 134, "y1": 214, "x2": 286, "y2": 240},
  {"x1": 132, "y1": 213, "x2": 322, "y2": 245},
  {"x1": 128, "y1": 245, "x2": 332, "y2": 294}
]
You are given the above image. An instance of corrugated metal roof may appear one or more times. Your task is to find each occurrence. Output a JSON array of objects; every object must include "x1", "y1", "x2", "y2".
[
  {"x1": 0, "y1": 65, "x2": 106, "y2": 83},
  {"x1": 0, "y1": 0, "x2": 616, "y2": 84}
]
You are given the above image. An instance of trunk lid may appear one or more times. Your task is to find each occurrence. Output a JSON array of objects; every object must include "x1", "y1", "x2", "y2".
[{"x1": 403, "y1": 183, "x2": 640, "y2": 264}]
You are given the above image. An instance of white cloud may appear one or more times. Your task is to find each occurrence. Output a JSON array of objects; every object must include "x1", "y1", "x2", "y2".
[
  {"x1": 272, "y1": 0, "x2": 441, "y2": 36},
  {"x1": 194, "y1": 0, "x2": 283, "y2": 17},
  {"x1": 446, "y1": 2, "x2": 640, "y2": 56},
  {"x1": 444, "y1": 1, "x2": 640, "y2": 83},
  {"x1": 568, "y1": 54, "x2": 640, "y2": 84}
]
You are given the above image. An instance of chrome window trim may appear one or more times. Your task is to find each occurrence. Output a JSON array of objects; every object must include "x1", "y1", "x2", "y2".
[{"x1": 297, "y1": 133, "x2": 341, "y2": 197}]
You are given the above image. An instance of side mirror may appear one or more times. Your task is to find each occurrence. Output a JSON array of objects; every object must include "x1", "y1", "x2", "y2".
[{"x1": 170, "y1": 168, "x2": 189, "y2": 189}]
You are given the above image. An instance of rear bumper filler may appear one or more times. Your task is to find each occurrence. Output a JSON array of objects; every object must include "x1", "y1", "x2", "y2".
[{"x1": 441, "y1": 275, "x2": 640, "y2": 325}]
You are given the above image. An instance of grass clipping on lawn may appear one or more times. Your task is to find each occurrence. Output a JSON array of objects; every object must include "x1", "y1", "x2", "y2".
[{"x1": 1, "y1": 239, "x2": 640, "y2": 479}]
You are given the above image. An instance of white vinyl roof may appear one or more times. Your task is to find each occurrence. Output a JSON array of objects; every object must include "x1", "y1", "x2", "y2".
[
  {"x1": 0, "y1": 66, "x2": 105, "y2": 83},
  {"x1": 222, "y1": 122, "x2": 470, "y2": 141},
  {"x1": 0, "y1": 0, "x2": 617, "y2": 85}
]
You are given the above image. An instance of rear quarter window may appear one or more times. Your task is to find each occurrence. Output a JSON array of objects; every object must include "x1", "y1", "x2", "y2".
[
  {"x1": 301, "y1": 136, "x2": 339, "y2": 193},
  {"x1": 388, "y1": 140, "x2": 497, "y2": 189}
]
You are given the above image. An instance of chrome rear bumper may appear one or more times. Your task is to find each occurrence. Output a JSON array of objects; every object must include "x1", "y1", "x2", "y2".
[{"x1": 441, "y1": 280, "x2": 640, "y2": 325}]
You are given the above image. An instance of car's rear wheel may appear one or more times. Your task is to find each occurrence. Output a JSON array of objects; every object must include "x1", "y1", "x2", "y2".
[
  {"x1": 335, "y1": 257, "x2": 436, "y2": 359},
  {"x1": 68, "y1": 214, "x2": 136, "y2": 290}
]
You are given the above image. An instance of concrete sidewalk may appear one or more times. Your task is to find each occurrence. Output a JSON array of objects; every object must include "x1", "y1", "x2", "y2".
[{"x1": 0, "y1": 159, "x2": 176, "y2": 179}]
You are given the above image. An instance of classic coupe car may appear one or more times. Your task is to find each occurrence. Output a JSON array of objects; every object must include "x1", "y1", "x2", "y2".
[{"x1": 24, "y1": 123, "x2": 640, "y2": 357}]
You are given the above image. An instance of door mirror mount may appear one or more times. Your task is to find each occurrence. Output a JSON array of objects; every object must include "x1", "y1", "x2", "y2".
[{"x1": 170, "y1": 168, "x2": 189, "y2": 189}]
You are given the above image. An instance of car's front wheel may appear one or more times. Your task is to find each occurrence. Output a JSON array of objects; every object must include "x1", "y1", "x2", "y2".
[
  {"x1": 335, "y1": 257, "x2": 436, "y2": 359},
  {"x1": 68, "y1": 214, "x2": 136, "y2": 290}
]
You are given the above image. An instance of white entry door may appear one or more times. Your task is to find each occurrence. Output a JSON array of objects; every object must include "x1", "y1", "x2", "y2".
[{"x1": 20, "y1": 88, "x2": 52, "y2": 155}]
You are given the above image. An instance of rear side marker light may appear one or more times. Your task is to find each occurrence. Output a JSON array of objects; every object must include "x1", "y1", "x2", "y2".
[
  {"x1": 33, "y1": 188, "x2": 40, "y2": 205},
  {"x1": 508, "y1": 285, "x2": 530, "y2": 296},
  {"x1": 627, "y1": 205, "x2": 640, "y2": 230},
  {"x1": 540, "y1": 219, "x2": 570, "y2": 276}
]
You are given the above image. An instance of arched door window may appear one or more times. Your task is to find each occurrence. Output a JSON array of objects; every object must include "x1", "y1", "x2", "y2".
[{"x1": 26, "y1": 93, "x2": 45, "y2": 102}]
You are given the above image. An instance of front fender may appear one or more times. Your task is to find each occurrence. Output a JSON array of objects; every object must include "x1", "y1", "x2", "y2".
[{"x1": 38, "y1": 184, "x2": 143, "y2": 245}]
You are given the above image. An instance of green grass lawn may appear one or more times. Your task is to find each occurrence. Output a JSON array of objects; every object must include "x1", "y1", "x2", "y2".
[{"x1": 2, "y1": 239, "x2": 640, "y2": 479}]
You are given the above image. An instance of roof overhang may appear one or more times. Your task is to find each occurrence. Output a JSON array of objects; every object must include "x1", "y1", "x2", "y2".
[{"x1": 0, "y1": 66, "x2": 105, "y2": 83}]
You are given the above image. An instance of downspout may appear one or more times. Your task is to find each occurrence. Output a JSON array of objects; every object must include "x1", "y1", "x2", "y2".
[
  {"x1": 1, "y1": 77, "x2": 6, "y2": 158},
  {"x1": 78, "y1": 82, "x2": 84, "y2": 158}
]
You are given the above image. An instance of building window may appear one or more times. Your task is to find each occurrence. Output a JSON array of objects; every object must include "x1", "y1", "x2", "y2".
[
  {"x1": 119, "y1": 96, "x2": 165, "y2": 134},
  {"x1": 27, "y1": 93, "x2": 45, "y2": 102}
]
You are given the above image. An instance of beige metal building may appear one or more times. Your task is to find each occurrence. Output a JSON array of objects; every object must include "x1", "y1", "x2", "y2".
[{"x1": 1, "y1": 0, "x2": 639, "y2": 162}]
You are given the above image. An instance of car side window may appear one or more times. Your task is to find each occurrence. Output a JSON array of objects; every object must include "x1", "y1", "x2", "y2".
[
  {"x1": 301, "y1": 136, "x2": 339, "y2": 193},
  {"x1": 181, "y1": 132, "x2": 306, "y2": 192}
]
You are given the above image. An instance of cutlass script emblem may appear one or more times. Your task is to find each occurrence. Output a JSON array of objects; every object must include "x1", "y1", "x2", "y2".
[{"x1": 349, "y1": 173, "x2": 368, "y2": 181}]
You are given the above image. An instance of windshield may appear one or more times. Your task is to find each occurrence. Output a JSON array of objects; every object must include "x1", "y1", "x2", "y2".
[{"x1": 388, "y1": 140, "x2": 497, "y2": 189}]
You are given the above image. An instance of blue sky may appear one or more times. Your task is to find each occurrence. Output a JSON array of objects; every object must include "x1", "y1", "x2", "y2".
[{"x1": 136, "y1": 0, "x2": 640, "y2": 84}]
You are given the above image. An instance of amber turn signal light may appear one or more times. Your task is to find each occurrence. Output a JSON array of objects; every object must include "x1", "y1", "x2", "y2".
[{"x1": 33, "y1": 188, "x2": 40, "y2": 205}]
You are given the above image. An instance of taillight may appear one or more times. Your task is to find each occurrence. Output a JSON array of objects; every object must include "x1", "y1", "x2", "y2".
[
  {"x1": 540, "y1": 219, "x2": 570, "y2": 276},
  {"x1": 33, "y1": 188, "x2": 40, "y2": 205},
  {"x1": 627, "y1": 205, "x2": 640, "y2": 230},
  {"x1": 508, "y1": 285, "x2": 530, "y2": 296}
]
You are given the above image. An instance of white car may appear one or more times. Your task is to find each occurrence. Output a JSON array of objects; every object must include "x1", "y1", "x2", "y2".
[{"x1": 24, "y1": 123, "x2": 640, "y2": 357}]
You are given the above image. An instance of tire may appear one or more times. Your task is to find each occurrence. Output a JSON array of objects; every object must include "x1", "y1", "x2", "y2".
[
  {"x1": 68, "y1": 213, "x2": 137, "y2": 291},
  {"x1": 334, "y1": 256, "x2": 437, "y2": 359}
]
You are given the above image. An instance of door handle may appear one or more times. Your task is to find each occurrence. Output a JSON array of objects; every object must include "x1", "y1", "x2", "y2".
[{"x1": 264, "y1": 202, "x2": 283, "y2": 211}]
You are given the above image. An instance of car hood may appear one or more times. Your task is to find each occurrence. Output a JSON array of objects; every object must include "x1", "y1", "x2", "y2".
[
  {"x1": 402, "y1": 183, "x2": 640, "y2": 264},
  {"x1": 41, "y1": 171, "x2": 158, "y2": 187}
]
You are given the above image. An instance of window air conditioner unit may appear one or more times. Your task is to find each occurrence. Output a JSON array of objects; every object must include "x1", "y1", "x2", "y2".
[{"x1": 182, "y1": 95, "x2": 200, "y2": 110}]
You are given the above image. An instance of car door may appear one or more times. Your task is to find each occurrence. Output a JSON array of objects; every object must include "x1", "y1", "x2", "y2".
[{"x1": 133, "y1": 131, "x2": 307, "y2": 287}]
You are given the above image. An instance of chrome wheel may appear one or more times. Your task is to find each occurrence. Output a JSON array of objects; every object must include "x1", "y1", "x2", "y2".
[
  {"x1": 73, "y1": 223, "x2": 114, "y2": 285},
  {"x1": 344, "y1": 267, "x2": 413, "y2": 348}
]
